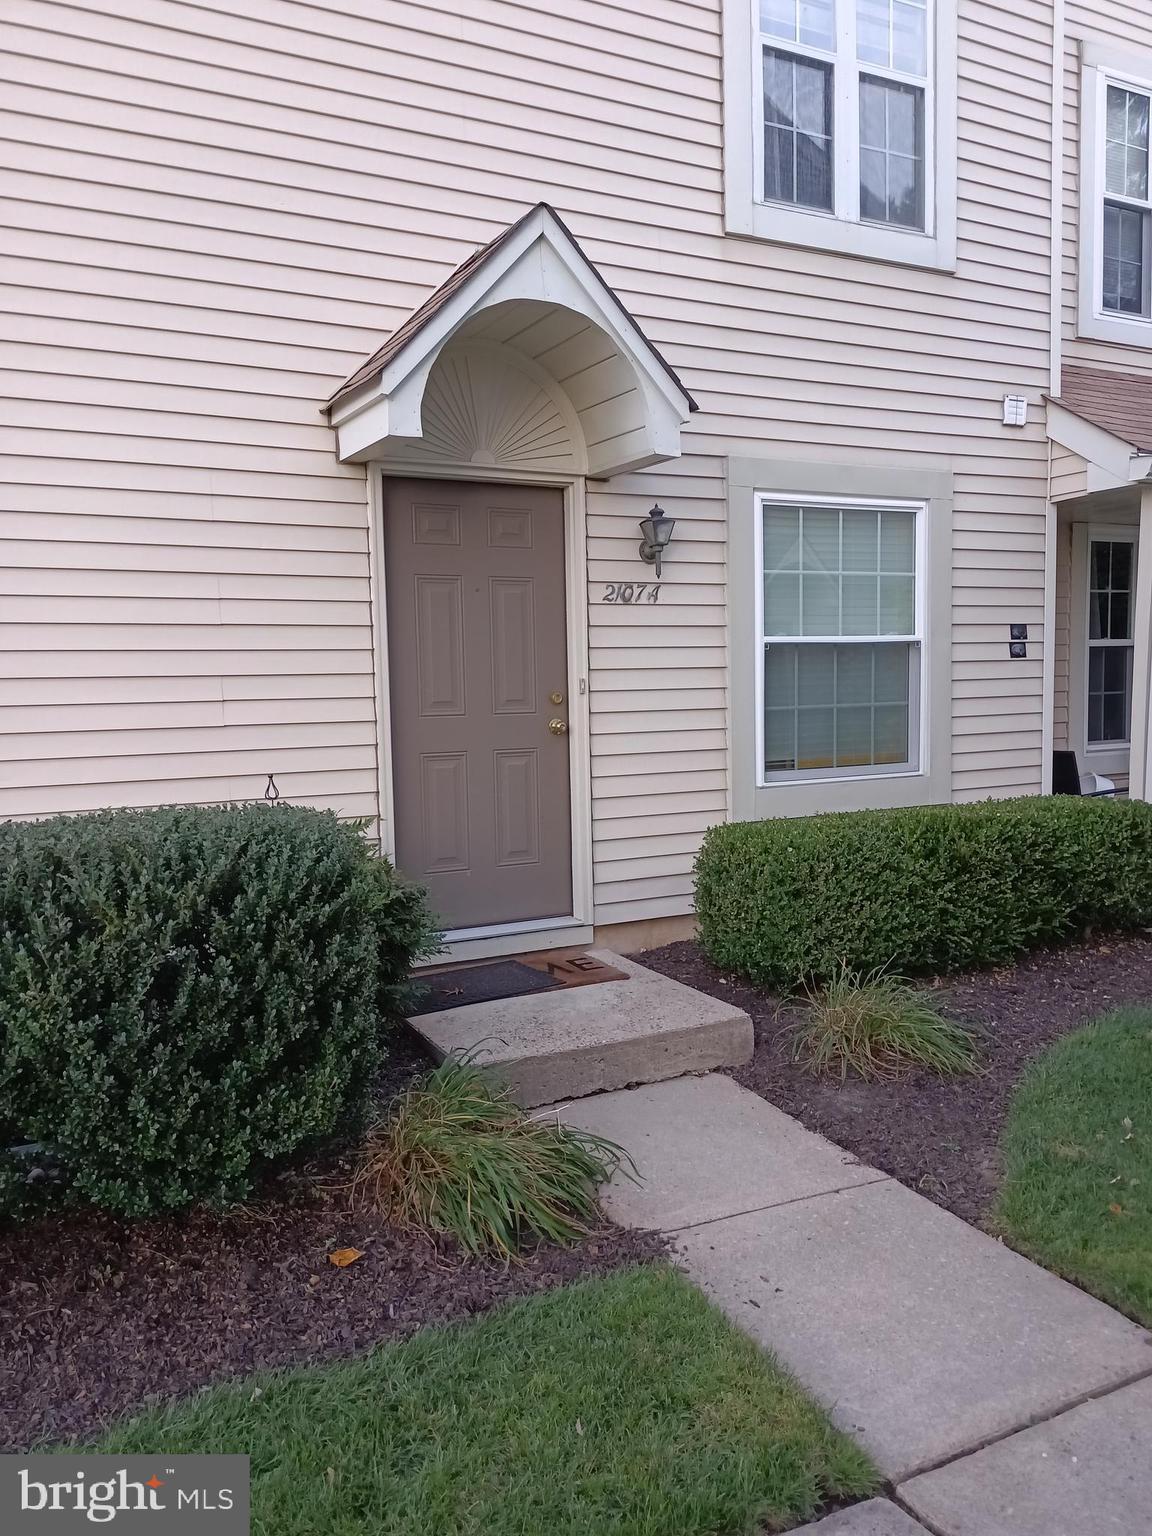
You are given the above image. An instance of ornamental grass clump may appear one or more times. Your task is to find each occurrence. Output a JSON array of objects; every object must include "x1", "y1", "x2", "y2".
[
  {"x1": 351, "y1": 1056, "x2": 629, "y2": 1257},
  {"x1": 793, "y1": 964, "x2": 979, "y2": 1081}
]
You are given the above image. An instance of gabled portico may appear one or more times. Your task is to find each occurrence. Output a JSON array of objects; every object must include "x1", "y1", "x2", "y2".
[
  {"x1": 1047, "y1": 368, "x2": 1152, "y2": 797},
  {"x1": 327, "y1": 203, "x2": 696, "y2": 479}
]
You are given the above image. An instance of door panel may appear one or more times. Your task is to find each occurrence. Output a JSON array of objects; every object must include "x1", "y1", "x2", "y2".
[{"x1": 384, "y1": 478, "x2": 572, "y2": 931}]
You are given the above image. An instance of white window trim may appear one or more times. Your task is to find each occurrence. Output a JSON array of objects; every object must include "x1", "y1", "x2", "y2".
[
  {"x1": 1068, "y1": 521, "x2": 1139, "y2": 777},
  {"x1": 722, "y1": 0, "x2": 957, "y2": 270},
  {"x1": 755, "y1": 493, "x2": 926, "y2": 785},
  {"x1": 1078, "y1": 45, "x2": 1152, "y2": 346},
  {"x1": 728, "y1": 457, "x2": 953, "y2": 823}
]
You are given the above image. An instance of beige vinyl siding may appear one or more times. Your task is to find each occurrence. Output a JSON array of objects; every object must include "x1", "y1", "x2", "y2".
[
  {"x1": 1062, "y1": 5, "x2": 1152, "y2": 375},
  {"x1": 0, "y1": 507, "x2": 378, "y2": 822},
  {"x1": 2, "y1": 0, "x2": 1058, "y2": 925},
  {"x1": 1050, "y1": 444, "x2": 1090, "y2": 499},
  {"x1": 587, "y1": 463, "x2": 727, "y2": 922}
]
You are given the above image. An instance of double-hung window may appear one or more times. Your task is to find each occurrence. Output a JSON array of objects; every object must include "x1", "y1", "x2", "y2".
[
  {"x1": 1102, "y1": 84, "x2": 1151, "y2": 317},
  {"x1": 1086, "y1": 536, "x2": 1136, "y2": 747},
  {"x1": 1079, "y1": 54, "x2": 1152, "y2": 342},
  {"x1": 759, "y1": 496, "x2": 922, "y2": 781},
  {"x1": 724, "y1": 0, "x2": 955, "y2": 267}
]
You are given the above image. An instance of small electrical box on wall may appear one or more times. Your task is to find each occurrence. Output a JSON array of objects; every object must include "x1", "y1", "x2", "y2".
[{"x1": 1010, "y1": 623, "x2": 1028, "y2": 658}]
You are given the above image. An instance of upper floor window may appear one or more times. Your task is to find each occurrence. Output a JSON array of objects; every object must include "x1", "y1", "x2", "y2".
[
  {"x1": 1102, "y1": 85, "x2": 1150, "y2": 316},
  {"x1": 722, "y1": 0, "x2": 956, "y2": 269},
  {"x1": 759, "y1": 1, "x2": 928, "y2": 228},
  {"x1": 1079, "y1": 50, "x2": 1152, "y2": 345}
]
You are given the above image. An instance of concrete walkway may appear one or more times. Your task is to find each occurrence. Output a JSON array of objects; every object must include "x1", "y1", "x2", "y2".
[{"x1": 559, "y1": 1074, "x2": 1152, "y2": 1536}]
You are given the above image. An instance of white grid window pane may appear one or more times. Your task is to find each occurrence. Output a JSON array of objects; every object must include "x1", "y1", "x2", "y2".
[
  {"x1": 763, "y1": 504, "x2": 801, "y2": 568},
  {"x1": 765, "y1": 571, "x2": 801, "y2": 633},
  {"x1": 763, "y1": 643, "x2": 913, "y2": 771},
  {"x1": 842, "y1": 573, "x2": 879, "y2": 634},
  {"x1": 1103, "y1": 202, "x2": 1148, "y2": 315},
  {"x1": 761, "y1": 0, "x2": 836, "y2": 49},
  {"x1": 1088, "y1": 647, "x2": 1133, "y2": 744},
  {"x1": 860, "y1": 77, "x2": 925, "y2": 229},
  {"x1": 763, "y1": 48, "x2": 834, "y2": 210},
  {"x1": 801, "y1": 507, "x2": 841, "y2": 570},
  {"x1": 880, "y1": 509, "x2": 915, "y2": 571},
  {"x1": 763, "y1": 503, "x2": 918, "y2": 638},
  {"x1": 1105, "y1": 85, "x2": 1150, "y2": 200},
  {"x1": 1089, "y1": 540, "x2": 1133, "y2": 641},
  {"x1": 802, "y1": 572, "x2": 840, "y2": 632},
  {"x1": 892, "y1": 0, "x2": 928, "y2": 74},
  {"x1": 879, "y1": 574, "x2": 915, "y2": 632},
  {"x1": 842, "y1": 512, "x2": 878, "y2": 568},
  {"x1": 856, "y1": 0, "x2": 927, "y2": 75}
]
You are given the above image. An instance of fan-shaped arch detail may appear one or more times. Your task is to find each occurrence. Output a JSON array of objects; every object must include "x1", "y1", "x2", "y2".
[{"x1": 411, "y1": 345, "x2": 581, "y2": 472}]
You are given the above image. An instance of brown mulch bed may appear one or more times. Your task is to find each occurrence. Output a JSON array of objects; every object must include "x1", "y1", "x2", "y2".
[
  {"x1": 638, "y1": 934, "x2": 1152, "y2": 1228},
  {"x1": 0, "y1": 1028, "x2": 663, "y2": 1453}
]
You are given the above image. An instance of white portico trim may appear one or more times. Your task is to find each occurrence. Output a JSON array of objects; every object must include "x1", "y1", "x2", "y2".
[{"x1": 327, "y1": 203, "x2": 696, "y2": 478}]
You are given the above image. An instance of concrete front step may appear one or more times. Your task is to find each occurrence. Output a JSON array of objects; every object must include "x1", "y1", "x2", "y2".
[{"x1": 407, "y1": 949, "x2": 752, "y2": 1107}]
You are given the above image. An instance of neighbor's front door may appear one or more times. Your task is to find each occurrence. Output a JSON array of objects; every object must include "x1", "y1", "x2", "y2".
[{"x1": 383, "y1": 478, "x2": 573, "y2": 932}]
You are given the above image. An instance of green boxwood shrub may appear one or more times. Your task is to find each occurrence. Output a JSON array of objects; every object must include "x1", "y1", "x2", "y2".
[
  {"x1": 0, "y1": 805, "x2": 438, "y2": 1220},
  {"x1": 695, "y1": 796, "x2": 1152, "y2": 989}
]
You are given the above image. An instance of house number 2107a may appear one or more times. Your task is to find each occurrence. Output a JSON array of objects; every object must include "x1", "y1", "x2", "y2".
[{"x1": 603, "y1": 582, "x2": 661, "y2": 604}]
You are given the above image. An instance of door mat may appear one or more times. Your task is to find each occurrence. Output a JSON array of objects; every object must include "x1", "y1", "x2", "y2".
[
  {"x1": 521, "y1": 951, "x2": 630, "y2": 987},
  {"x1": 408, "y1": 952, "x2": 630, "y2": 1017},
  {"x1": 408, "y1": 959, "x2": 562, "y2": 1016}
]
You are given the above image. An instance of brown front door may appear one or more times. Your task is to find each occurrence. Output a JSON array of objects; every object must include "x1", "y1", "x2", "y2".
[{"x1": 383, "y1": 478, "x2": 573, "y2": 931}]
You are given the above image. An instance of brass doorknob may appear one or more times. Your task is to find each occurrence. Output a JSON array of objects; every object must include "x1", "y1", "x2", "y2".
[{"x1": 548, "y1": 718, "x2": 569, "y2": 736}]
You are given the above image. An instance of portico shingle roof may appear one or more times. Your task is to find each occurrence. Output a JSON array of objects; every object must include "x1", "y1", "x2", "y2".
[
  {"x1": 326, "y1": 201, "x2": 697, "y2": 415},
  {"x1": 1053, "y1": 365, "x2": 1152, "y2": 454}
]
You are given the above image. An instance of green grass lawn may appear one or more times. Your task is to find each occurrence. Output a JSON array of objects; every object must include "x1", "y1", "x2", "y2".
[
  {"x1": 996, "y1": 1007, "x2": 1152, "y2": 1326},
  {"x1": 87, "y1": 1265, "x2": 875, "y2": 1536}
]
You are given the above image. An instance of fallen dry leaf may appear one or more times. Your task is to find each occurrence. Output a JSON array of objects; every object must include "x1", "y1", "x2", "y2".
[
  {"x1": 1108, "y1": 1203, "x2": 1125, "y2": 1216},
  {"x1": 328, "y1": 1247, "x2": 365, "y2": 1268}
]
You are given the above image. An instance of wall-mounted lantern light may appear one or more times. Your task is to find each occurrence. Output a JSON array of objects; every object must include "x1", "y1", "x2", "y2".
[{"x1": 638, "y1": 504, "x2": 676, "y2": 578}]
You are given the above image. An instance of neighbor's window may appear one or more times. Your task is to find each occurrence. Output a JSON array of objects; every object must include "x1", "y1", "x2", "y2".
[
  {"x1": 757, "y1": 0, "x2": 933, "y2": 231},
  {"x1": 760, "y1": 499, "x2": 921, "y2": 779},
  {"x1": 1102, "y1": 83, "x2": 1152, "y2": 316},
  {"x1": 1087, "y1": 537, "x2": 1136, "y2": 744}
]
